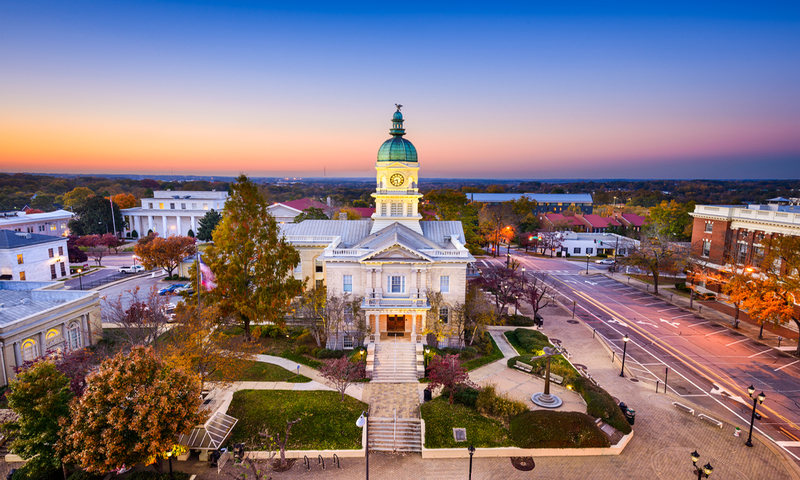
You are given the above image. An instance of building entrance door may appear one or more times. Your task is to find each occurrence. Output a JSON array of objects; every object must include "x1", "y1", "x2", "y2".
[{"x1": 387, "y1": 315, "x2": 405, "y2": 335}]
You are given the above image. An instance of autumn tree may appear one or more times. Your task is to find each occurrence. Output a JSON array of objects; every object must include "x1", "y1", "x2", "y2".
[
  {"x1": 293, "y1": 206, "x2": 328, "y2": 222},
  {"x1": 102, "y1": 286, "x2": 171, "y2": 348},
  {"x1": 62, "y1": 187, "x2": 94, "y2": 208},
  {"x1": 196, "y1": 209, "x2": 222, "y2": 241},
  {"x1": 293, "y1": 286, "x2": 364, "y2": 348},
  {"x1": 6, "y1": 361, "x2": 73, "y2": 479},
  {"x1": 67, "y1": 195, "x2": 125, "y2": 236},
  {"x1": 619, "y1": 224, "x2": 688, "y2": 294},
  {"x1": 110, "y1": 192, "x2": 138, "y2": 209},
  {"x1": 646, "y1": 200, "x2": 694, "y2": 241},
  {"x1": 427, "y1": 354, "x2": 471, "y2": 404},
  {"x1": 204, "y1": 174, "x2": 303, "y2": 338},
  {"x1": 134, "y1": 234, "x2": 195, "y2": 277},
  {"x1": 101, "y1": 232, "x2": 124, "y2": 254},
  {"x1": 475, "y1": 265, "x2": 520, "y2": 315},
  {"x1": 63, "y1": 346, "x2": 204, "y2": 473},
  {"x1": 67, "y1": 235, "x2": 88, "y2": 264},
  {"x1": 518, "y1": 270, "x2": 556, "y2": 320},
  {"x1": 319, "y1": 356, "x2": 366, "y2": 402},
  {"x1": 76, "y1": 235, "x2": 107, "y2": 266},
  {"x1": 158, "y1": 302, "x2": 256, "y2": 391}
]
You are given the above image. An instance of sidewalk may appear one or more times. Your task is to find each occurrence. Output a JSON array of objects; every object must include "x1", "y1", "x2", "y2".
[{"x1": 605, "y1": 271, "x2": 799, "y2": 352}]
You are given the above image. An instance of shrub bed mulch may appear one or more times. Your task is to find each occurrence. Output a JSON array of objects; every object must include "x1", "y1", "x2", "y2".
[
  {"x1": 510, "y1": 410, "x2": 610, "y2": 448},
  {"x1": 227, "y1": 390, "x2": 368, "y2": 450}
]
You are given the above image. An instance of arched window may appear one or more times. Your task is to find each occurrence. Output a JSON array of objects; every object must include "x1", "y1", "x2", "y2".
[
  {"x1": 439, "y1": 306, "x2": 449, "y2": 324},
  {"x1": 21, "y1": 339, "x2": 38, "y2": 362},
  {"x1": 67, "y1": 322, "x2": 82, "y2": 350}
]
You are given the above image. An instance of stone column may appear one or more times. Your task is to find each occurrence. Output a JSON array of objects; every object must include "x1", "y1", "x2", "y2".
[
  {"x1": 191, "y1": 215, "x2": 197, "y2": 234},
  {"x1": 147, "y1": 215, "x2": 153, "y2": 234},
  {"x1": 161, "y1": 215, "x2": 167, "y2": 235},
  {"x1": 374, "y1": 267, "x2": 383, "y2": 298},
  {"x1": 38, "y1": 331, "x2": 45, "y2": 356},
  {"x1": 419, "y1": 267, "x2": 428, "y2": 296},
  {"x1": 176, "y1": 216, "x2": 182, "y2": 236},
  {"x1": 13, "y1": 342, "x2": 21, "y2": 368},
  {"x1": 410, "y1": 267, "x2": 418, "y2": 297},
  {"x1": 373, "y1": 314, "x2": 380, "y2": 342},
  {"x1": 411, "y1": 313, "x2": 416, "y2": 336}
]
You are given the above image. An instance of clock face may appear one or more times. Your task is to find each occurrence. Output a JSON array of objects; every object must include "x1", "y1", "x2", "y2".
[{"x1": 390, "y1": 173, "x2": 405, "y2": 187}]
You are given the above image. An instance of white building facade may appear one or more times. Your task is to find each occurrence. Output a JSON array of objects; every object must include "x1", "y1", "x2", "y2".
[
  {"x1": 0, "y1": 231, "x2": 70, "y2": 282},
  {"x1": 281, "y1": 107, "x2": 474, "y2": 348},
  {"x1": 0, "y1": 210, "x2": 74, "y2": 237},
  {"x1": 121, "y1": 190, "x2": 228, "y2": 237}
]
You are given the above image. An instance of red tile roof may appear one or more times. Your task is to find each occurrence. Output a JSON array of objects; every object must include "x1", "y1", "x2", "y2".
[
  {"x1": 617, "y1": 213, "x2": 646, "y2": 227},
  {"x1": 541, "y1": 213, "x2": 585, "y2": 227},
  {"x1": 350, "y1": 207, "x2": 375, "y2": 218}
]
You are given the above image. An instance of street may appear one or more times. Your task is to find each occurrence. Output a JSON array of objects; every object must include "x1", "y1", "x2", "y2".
[{"x1": 478, "y1": 249, "x2": 800, "y2": 467}]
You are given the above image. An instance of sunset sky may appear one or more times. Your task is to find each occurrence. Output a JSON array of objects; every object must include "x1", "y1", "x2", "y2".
[{"x1": 1, "y1": 1, "x2": 798, "y2": 179}]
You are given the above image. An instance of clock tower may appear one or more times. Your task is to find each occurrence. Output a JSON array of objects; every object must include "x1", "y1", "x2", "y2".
[{"x1": 370, "y1": 105, "x2": 423, "y2": 234}]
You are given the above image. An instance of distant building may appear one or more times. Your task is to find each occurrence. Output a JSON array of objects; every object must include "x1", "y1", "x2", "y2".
[
  {"x1": 466, "y1": 193, "x2": 593, "y2": 214},
  {"x1": 0, "y1": 210, "x2": 74, "y2": 237},
  {"x1": 267, "y1": 198, "x2": 329, "y2": 224},
  {"x1": 555, "y1": 232, "x2": 638, "y2": 258},
  {"x1": 0, "y1": 231, "x2": 69, "y2": 282},
  {"x1": 538, "y1": 213, "x2": 587, "y2": 232},
  {"x1": 689, "y1": 198, "x2": 800, "y2": 275},
  {"x1": 121, "y1": 190, "x2": 229, "y2": 237},
  {"x1": 613, "y1": 213, "x2": 646, "y2": 233},
  {"x1": 0, "y1": 281, "x2": 102, "y2": 385}
]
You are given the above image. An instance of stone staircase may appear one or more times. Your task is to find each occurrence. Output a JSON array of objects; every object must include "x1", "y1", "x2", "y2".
[
  {"x1": 368, "y1": 416, "x2": 422, "y2": 453},
  {"x1": 370, "y1": 339, "x2": 420, "y2": 383}
]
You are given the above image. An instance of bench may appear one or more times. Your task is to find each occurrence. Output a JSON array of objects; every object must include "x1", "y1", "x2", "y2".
[
  {"x1": 514, "y1": 361, "x2": 533, "y2": 373},
  {"x1": 547, "y1": 373, "x2": 564, "y2": 385},
  {"x1": 698, "y1": 414, "x2": 723, "y2": 428},
  {"x1": 672, "y1": 402, "x2": 695, "y2": 415}
]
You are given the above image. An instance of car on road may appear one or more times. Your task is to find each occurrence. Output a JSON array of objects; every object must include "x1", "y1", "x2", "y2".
[
  {"x1": 174, "y1": 285, "x2": 195, "y2": 295},
  {"x1": 118, "y1": 265, "x2": 145, "y2": 274},
  {"x1": 158, "y1": 284, "x2": 183, "y2": 295},
  {"x1": 162, "y1": 303, "x2": 178, "y2": 322},
  {"x1": 595, "y1": 259, "x2": 615, "y2": 265}
]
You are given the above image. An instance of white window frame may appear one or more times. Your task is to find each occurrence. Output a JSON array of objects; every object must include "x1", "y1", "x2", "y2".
[
  {"x1": 440, "y1": 275, "x2": 450, "y2": 293},
  {"x1": 574, "y1": 247, "x2": 581, "y2": 254},
  {"x1": 21, "y1": 339, "x2": 38, "y2": 362},
  {"x1": 343, "y1": 275, "x2": 353, "y2": 292},
  {"x1": 388, "y1": 275, "x2": 405, "y2": 294},
  {"x1": 67, "y1": 322, "x2": 82, "y2": 350},
  {"x1": 343, "y1": 335, "x2": 354, "y2": 349},
  {"x1": 704, "y1": 222, "x2": 713, "y2": 233},
  {"x1": 439, "y1": 306, "x2": 449, "y2": 324},
  {"x1": 702, "y1": 240, "x2": 711, "y2": 257}
]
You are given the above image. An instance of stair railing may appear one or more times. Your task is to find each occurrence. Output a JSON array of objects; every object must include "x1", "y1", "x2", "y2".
[{"x1": 393, "y1": 408, "x2": 397, "y2": 451}]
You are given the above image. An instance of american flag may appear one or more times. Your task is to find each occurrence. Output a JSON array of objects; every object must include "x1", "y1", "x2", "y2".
[{"x1": 198, "y1": 253, "x2": 217, "y2": 291}]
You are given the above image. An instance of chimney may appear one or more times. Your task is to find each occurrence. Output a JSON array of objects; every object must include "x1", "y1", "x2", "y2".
[
  {"x1": 327, "y1": 196, "x2": 332, "y2": 207},
  {"x1": 339, "y1": 212, "x2": 347, "y2": 221}
]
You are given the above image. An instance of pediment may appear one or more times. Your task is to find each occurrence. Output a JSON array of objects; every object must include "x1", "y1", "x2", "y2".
[{"x1": 360, "y1": 244, "x2": 431, "y2": 263}]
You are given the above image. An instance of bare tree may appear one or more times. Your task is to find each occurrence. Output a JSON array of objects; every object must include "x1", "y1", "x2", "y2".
[
  {"x1": 292, "y1": 286, "x2": 363, "y2": 349},
  {"x1": 518, "y1": 270, "x2": 557, "y2": 320},
  {"x1": 102, "y1": 286, "x2": 170, "y2": 348},
  {"x1": 475, "y1": 266, "x2": 520, "y2": 315},
  {"x1": 454, "y1": 283, "x2": 498, "y2": 346}
]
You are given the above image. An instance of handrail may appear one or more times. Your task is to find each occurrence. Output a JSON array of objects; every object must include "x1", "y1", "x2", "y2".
[{"x1": 393, "y1": 408, "x2": 397, "y2": 452}]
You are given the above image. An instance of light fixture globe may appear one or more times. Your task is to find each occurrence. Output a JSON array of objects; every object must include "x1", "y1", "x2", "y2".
[
  {"x1": 758, "y1": 392, "x2": 766, "y2": 403},
  {"x1": 748, "y1": 385, "x2": 755, "y2": 396}
]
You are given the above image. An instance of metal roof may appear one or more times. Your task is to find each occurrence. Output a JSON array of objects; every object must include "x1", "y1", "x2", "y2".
[
  {"x1": 0, "y1": 230, "x2": 66, "y2": 249},
  {"x1": 282, "y1": 220, "x2": 373, "y2": 247},
  {"x1": 176, "y1": 411, "x2": 237, "y2": 450}
]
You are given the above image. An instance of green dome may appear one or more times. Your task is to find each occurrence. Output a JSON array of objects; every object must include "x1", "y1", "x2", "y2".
[
  {"x1": 378, "y1": 106, "x2": 418, "y2": 162},
  {"x1": 378, "y1": 137, "x2": 418, "y2": 162}
]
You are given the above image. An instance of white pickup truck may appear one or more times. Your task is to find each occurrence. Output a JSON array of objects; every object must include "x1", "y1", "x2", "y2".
[{"x1": 118, "y1": 265, "x2": 145, "y2": 274}]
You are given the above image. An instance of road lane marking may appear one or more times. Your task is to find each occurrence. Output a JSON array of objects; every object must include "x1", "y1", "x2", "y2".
[
  {"x1": 658, "y1": 307, "x2": 682, "y2": 313},
  {"x1": 672, "y1": 313, "x2": 694, "y2": 319},
  {"x1": 659, "y1": 318, "x2": 680, "y2": 328},
  {"x1": 644, "y1": 302, "x2": 663, "y2": 306},
  {"x1": 748, "y1": 349, "x2": 772, "y2": 358},
  {"x1": 704, "y1": 329, "x2": 725, "y2": 336},
  {"x1": 775, "y1": 360, "x2": 800, "y2": 372},
  {"x1": 725, "y1": 338, "x2": 749, "y2": 347},
  {"x1": 688, "y1": 321, "x2": 710, "y2": 328}
]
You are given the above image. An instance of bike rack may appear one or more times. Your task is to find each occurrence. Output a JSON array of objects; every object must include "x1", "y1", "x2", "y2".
[
  {"x1": 317, "y1": 455, "x2": 325, "y2": 470},
  {"x1": 332, "y1": 454, "x2": 341, "y2": 469},
  {"x1": 303, "y1": 455, "x2": 310, "y2": 470}
]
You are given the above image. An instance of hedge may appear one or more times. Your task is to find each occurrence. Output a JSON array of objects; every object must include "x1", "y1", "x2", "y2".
[
  {"x1": 506, "y1": 354, "x2": 579, "y2": 381},
  {"x1": 504, "y1": 314, "x2": 537, "y2": 327},
  {"x1": 510, "y1": 410, "x2": 610, "y2": 448},
  {"x1": 571, "y1": 377, "x2": 632, "y2": 434}
]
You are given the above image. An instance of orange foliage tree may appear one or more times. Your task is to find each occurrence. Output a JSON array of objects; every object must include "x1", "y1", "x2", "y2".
[
  {"x1": 134, "y1": 234, "x2": 195, "y2": 277},
  {"x1": 110, "y1": 193, "x2": 138, "y2": 210},
  {"x1": 62, "y1": 346, "x2": 204, "y2": 473}
]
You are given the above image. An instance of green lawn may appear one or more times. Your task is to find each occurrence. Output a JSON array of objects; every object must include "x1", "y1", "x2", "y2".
[
  {"x1": 208, "y1": 360, "x2": 310, "y2": 383},
  {"x1": 420, "y1": 396, "x2": 514, "y2": 448},
  {"x1": 510, "y1": 410, "x2": 610, "y2": 448},
  {"x1": 461, "y1": 335, "x2": 504, "y2": 371},
  {"x1": 227, "y1": 390, "x2": 368, "y2": 450}
]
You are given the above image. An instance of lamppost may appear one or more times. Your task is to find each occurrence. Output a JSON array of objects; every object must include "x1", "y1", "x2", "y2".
[
  {"x1": 691, "y1": 450, "x2": 713, "y2": 479},
  {"x1": 619, "y1": 333, "x2": 630, "y2": 377},
  {"x1": 521, "y1": 267, "x2": 525, "y2": 281},
  {"x1": 467, "y1": 444, "x2": 476, "y2": 480},
  {"x1": 613, "y1": 196, "x2": 617, "y2": 210},
  {"x1": 744, "y1": 386, "x2": 765, "y2": 447},
  {"x1": 77, "y1": 268, "x2": 83, "y2": 290},
  {"x1": 514, "y1": 295, "x2": 518, "y2": 315},
  {"x1": 506, "y1": 253, "x2": 511, "y2": 268},
  {"x1": 356, "y1": 411, "x2": 369, "y2": 480},
  {"x1": 586, "y1": 253, "x2": 590, "y2": 274}
]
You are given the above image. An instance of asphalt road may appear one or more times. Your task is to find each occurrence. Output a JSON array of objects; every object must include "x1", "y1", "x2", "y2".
[{"x1": 477, "y1": 249, "x2": 800, "y2": 466}]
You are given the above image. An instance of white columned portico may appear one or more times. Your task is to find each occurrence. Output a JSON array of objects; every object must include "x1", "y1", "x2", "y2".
[
  {"x1": 147, "y1": 215, "x2": 153, "y2": 234},
  {"x1": 161, "y1": 215, "x2": 167, "y2": 235},
  {"x1": 176, "y1": 216, "x2": 182, "y2": 236},
  {"x1": 191, "y1": 216, "x2": 197, "y2": 234}
]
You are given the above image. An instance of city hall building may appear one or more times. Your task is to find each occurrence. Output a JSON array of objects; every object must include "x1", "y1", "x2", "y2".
[{"x1": 281, "y1": 107, "x2": 474, "y2": 348}]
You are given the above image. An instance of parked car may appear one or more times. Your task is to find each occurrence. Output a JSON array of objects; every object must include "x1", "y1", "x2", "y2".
[
  {"x1": 118, "y1": 265, "x2": 145, "y2": 274},
  {"x1": 162, "y1": 303, "x2": 177, "y2": 322},
  {"x1": 595, "y1": 259, "x2": 615, "y2": 265},
  {"x1": 174, "y1": 285, "x2": 195, "y2": 295},
  {"x1": 158, "y1": 284, "x2": 183, "y2": 295}
]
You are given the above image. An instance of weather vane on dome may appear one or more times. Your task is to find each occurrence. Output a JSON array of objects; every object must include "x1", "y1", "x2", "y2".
[{"x1": 395, "y1": 103, "x2": 403, "y2": 111}]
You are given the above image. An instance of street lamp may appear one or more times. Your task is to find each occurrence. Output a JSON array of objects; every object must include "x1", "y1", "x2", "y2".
[
  {"x1": 356, "y1": 411, "x2": 369, "y2": 480},
  {"x1": 468, "y1": 444, "x2": 476, "y2": 480},
  {"x1": 521, "y1": 267, "x2": 525, "y2": 280},
  {"x1": 586, "y1": 253, "x2": 590, "y2": 274},
  {"x1": 506, "y1": 252, "x2": 511, "y2": 268},
  {"x1": 77, "y1": 268, "x2": 83, "y2": 290},
  {"x1": 744, "y1": 386, "x2": 766, "y2": 447},
  {"x1": 619, "y1": 333, "x2": 630, "y2": 377},
  {"x1": 613, "y1": 196, "x2": 618, "y2": 210},
  {"x1": 691, "y1": 450, "x2": 713, "y2": 479}
]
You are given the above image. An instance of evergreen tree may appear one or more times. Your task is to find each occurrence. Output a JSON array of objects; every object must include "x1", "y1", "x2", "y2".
[
  {"x1": 196, "y1": 209, "x2": 222, "y2": 241},
  {"x1": 203, "y1": 174, "x2": 303, "y2": 338},
  {"x1": 67, "y1": 195, "x2": 125, "y2": 236}
]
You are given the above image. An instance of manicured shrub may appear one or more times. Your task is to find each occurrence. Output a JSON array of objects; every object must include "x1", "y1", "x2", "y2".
[
  {"x1": 510, "y1": 411, "x2": 610, "y2": 448},
  {"x1": 251, "y1": 326, "x2": 263, "y2": 338},
  {"x1": 312, "y1": 347, "x2": 323, "y2": 358},
  {"x1": 475, "y1": 383, "x2": 528, "y2": 425},
  {"x1": 127, "y1": 472, "x2": 191, "y2": 480},
  {"x1": 507, "y1": 355, "x2": 578, "y2": 381},
  {"x1": 453, "y1": 386, "x2": 481, "y2": 408},
  {"x1": 316, "y1": 348, "x2": 347, "y2": 359},
  {"x1": 459, "y1": 349, "x2": 476, "y2": 360},
  {"x1": 511, "y1": 328, "x2": 551, "y2": 354},
  {"x1": 572, "y1": 377, "x2": 632, "y2": 434},
  {"x1": 675, "y1": 283, "x2": 691, "y2": 293},
  {"x1": 67, "y1": 470, "x2": 103, "y2": 480},
  {"x1": 505, "y1": 314, "x2": 536, "y2": 327},
  {"x1": 263, "y1": 324, "x2": 287, "y2": 338},
  {"x1": 294, "y1": 345, "x2": 310, "y2": 355}
]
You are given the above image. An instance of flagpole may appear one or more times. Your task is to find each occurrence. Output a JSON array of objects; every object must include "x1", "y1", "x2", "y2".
[
  {"x1": 196, "y1": 249, "x2": 201, "y2": 306},
  {"x1": 109, "y1": 197, "x2": 117, "y2": 236}
]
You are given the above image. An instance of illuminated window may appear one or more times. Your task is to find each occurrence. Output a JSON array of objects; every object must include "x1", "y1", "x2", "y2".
[
  {"x1": 203, "y1": 203, "x2": 208, "y2": 210},
  {"x1": 50, "y1": 224, "x2": 56, "y2": 231},
  {"x1": 17, "y1": 254, "x2": 23, "y2": 264},
  {"x1": 439, "y1": 306, "x2": 449, "y2": 324},
  {"x1": 19, "y1": 271, "x2": 26, "y2": 281},
  {"x1": 159, "y1": 203, "x2": 164, "y2": 209},
  {"x1": 49, "y1": 248, "x2": 54, "y2": 258},
  {"x1": 21, "y1": 339, "x2": 38, "y2": 362}
]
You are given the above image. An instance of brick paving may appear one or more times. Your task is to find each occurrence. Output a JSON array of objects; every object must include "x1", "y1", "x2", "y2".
[{"x1": 363, "y1": 383, "x2": 420, "y2": 419}]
